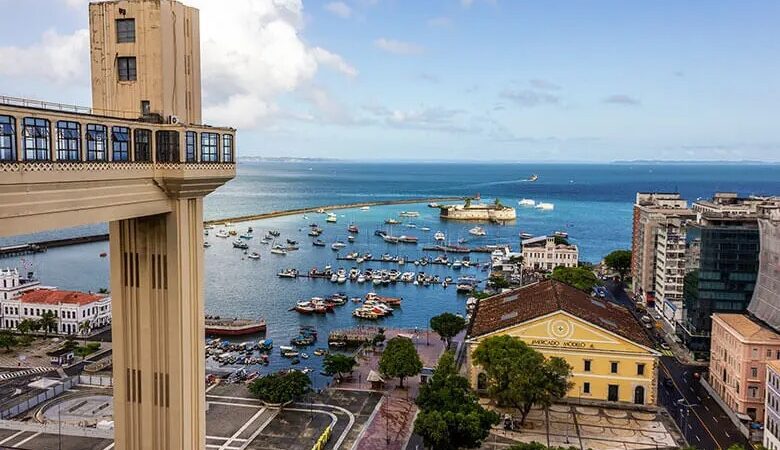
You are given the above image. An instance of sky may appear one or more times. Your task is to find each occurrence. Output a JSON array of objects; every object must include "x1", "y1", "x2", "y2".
[{"x1": 0, "y1": 0, "x2": 779, "y2": 162}]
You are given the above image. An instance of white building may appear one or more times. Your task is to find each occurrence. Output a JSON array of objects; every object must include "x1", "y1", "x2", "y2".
[
  {"x1": 0, "y1": 268, "x2": 111, "y2": 335},
  {"x1": 765, "y1": 360, "x2": 780, "y2": 450},
  {"x1": 654, "y1": 216, "x2": 690, "y2": 324},
  {"x1": 521, "y1": 236, "x2": 579, "y2": 271}
]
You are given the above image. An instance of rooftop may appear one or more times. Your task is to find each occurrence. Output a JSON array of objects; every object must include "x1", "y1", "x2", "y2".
[
  {"x1": 19, "y1": 289, "x2": 106, "y2": 306},
  {"x1": 468, "y1": 279, "x2": 653, "y2": 348},
  {"x1": 714, "y1": 314, "x2": 780, "y2": 344}
]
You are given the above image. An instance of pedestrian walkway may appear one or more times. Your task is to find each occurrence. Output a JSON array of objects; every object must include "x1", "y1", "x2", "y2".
[{"x1": 0, "y1": 366, "x2": 54, "y2": 381}]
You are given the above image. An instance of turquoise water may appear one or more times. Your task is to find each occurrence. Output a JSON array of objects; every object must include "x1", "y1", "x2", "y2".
[{"x1": 3, "y1": 162, "x2": 780, "y2": 385}]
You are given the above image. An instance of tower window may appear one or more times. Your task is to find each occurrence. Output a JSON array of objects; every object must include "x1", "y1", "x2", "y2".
[
  {"x1": 116, "y1": 19, "x2": 135, "y2": 43},
  {"x1": 118, "y1": 57, "x2": 137, "y2": 81}
]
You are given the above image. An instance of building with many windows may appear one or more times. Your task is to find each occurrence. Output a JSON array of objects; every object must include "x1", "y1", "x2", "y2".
[
  {"x1": 467, "y1": 280, "x2": 659, "y2": 405},
  {"x1": 748, "y1": 203, "x2": 780, "y2": 331},
  {"x1": 709, "y1": 313, "x2": 780, "y2": 423},
  {"x1": 630, "y1": 193, "x2": 694, "y2": 312},
  {"x1": 520, "y1": 235, "x2": 579, "y2": 271},
  {"x1": 677, "y1": 196, "x2": 763, "y2": 354},
  {"x1": 0, "y1": 267, "x2": 40, "y2": 301},
  {"x1": 765, "y1": 360, "x2": 780, "y2": 450},
  {"x1": 0, "y1": 289, "x2": 111, "y2": 335}
]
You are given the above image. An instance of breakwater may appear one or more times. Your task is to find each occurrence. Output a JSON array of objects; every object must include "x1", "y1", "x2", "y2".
[{"x1": 0, "y1": 234, "x2": 109, "y2": 258}]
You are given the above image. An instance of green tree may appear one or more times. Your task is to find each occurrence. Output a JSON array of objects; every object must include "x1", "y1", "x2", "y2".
[
  {"x1": 550, "y1": 266, "x2": 598, "y2": 291},
  {"x1": 429, "y1": 313, "x2": 467, "y2": 349},
  {"x1": 489, "y1": 275, "x2": 510, "y2": 289},
  {"x1": 322, "y1": 353, "x2": 357, "y2": 381},
  {"x1": 38, "y1": 311, "x2": 57, "y2": 337},
  {"x1": 414, "y1": 352, "x2": 499, "y2": 450},
  {"x1": 604, "y1": 250, "x2": 632, "y2": 280},
  {"x1": 17, "y1": 319, "x2": 34, "y2": 336},
  {"x1": 494, "y1": 198, "x2": 503, "y2": 208},
  {"x1": 379, "y1": 336, "x2": 422, "y2": 388},
  {"x1": 78, "y1": 320, "x2": 92, "y2": 346},
  {"x1": 249, "y1": 370, "x2": 311, "y2": 405},
  {"x1": 472, "y1": 335, "x2": 573, "y2": 425},
  {"x1": 0, "y1": 331, "x2": 17, "y2": 352},
  {"x1": 465, "y1": 198, "x2": 472, "y2": 208}
]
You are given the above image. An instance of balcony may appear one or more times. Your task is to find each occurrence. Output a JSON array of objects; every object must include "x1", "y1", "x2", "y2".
[{"x1": 0, "y1": 96, "x2": 236, "y2": 237}]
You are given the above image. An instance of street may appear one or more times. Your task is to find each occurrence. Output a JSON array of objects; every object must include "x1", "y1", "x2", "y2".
[{"x1": 605, "y1": 280, "x2": 752, "y2": 450}]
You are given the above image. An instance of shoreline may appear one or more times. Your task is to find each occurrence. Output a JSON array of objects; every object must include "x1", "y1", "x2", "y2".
[{"x1": 203, "y1": 196, "x2": 464, "y2": 225}]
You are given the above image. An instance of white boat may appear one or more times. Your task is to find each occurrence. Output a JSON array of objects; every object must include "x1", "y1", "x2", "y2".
[
  {"x1": 215, "y1": 230, "x2": 230, "y2": 238},
  {"x1": 247, "y1": 252, "x2": 261, "y2": 260},
  {"x1": 399, "y1": 211, "x2": 420, "y2": 217},
  {"x1": 434, "y1": 231, "x2": 446, "y2": 241},
  {"x1": 203, "y1": 242, "x2": 211, "y2": 248},
  {"x1": 326, "y1": 213, "x2": 338, "y2": 223},
  {"x1": 331, "y1": 241, "x2": 347, "y2": 250},
  {"x1": 357, "y1": 275, "x2": 366, "y2": 283},
  {"x1": 520, "y1": 232, "x2": 533, "y2": 239},
  {"x1": 469, "y1": 226, "x2": 486, "y2": 236},
  {"x1": 316, "y1": 208, "x2": 326, "y2": 214},
  {"x1": 270, "y1": 245, "x2": 287, "y2": 255},
  {"x1": 536, "y1": 202, "x2": 554, "y2": 210},
  {"x1": 452, "y1": 260, "x2": 462, "y2": 269},
  {"x1": 420, "y1": 227, "x2": 431, "y2": 232},
  {"x1": 360, "y1": 206, "x2": 370, "y2": 211},
  {"x1": 519, "y1": 198, "x2": 536, "y2": 207}
]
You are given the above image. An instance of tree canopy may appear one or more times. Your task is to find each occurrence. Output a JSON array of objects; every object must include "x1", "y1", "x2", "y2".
[
  {"x1": 604, "y1": 250, "x2": 632, "y2": 280},
  {"x1": 472, "y1": 335, "x2": 573, "y2": 425},
  {"x1": 550, "y1": 266, "x2": 598, "y2": 291},
  {"x1": 414, "y1": 351, "x2": 499, "y2": 450},
  {"x1": 38, "y1": 311, "x2": 57, "y2": 337},
  {"x1": 322, "y1": 353, "x2": 357, "y2": 381},
  {"x1": 489, "y1": 275, "x2": 510, "y2": 289},
  {"x1": 0, "y1": 331, "x2": 17, "y2": 352},
  {"x1": 249, "y1": 370, "x2": 311, "y2": 405},
  {"x1": 430, "y1": 313, "x2": 467, "y2": 348},
  {"x1": 379, "y1": 336, "x2": 422, "y2": 387}
]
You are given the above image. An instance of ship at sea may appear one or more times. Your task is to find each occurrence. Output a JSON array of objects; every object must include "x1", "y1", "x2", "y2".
[
  {"x1": 205, "y1": 316, "x2": 266, "y2": 336},
  {"x1": 527, "y1": 174, "x2": 539, "y2": 182}
]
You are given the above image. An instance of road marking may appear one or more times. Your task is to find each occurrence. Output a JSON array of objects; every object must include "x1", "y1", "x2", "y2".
[
  {"x1": 209, "y1": 401, "x2": 260, "y2": 408},
  {"x1": 697, "y1": 396, "x2": 702, "y2": 401},
  {"x1": 696, "y1": 435, "x2": 701, "y2": 442},
  {"x1": 102, "y1": 444, "x2": 115, "y2": 450},
  {"x1": 0, "y1": 431, "x2": 26, "y2": 445},
  {"x1": 713, "y1": 417, "x2": 718, "y2": 423},
  {"x1": 237, "y1": 409, "x2": 279, "y2": 450},
  {"x1": 704, "y1": 405, "x2": 710, "y2": 411},
  {"x1": 660, "y1": 361, "x2": 721, "y2": 450},
  {"x1": 688, "y1": 424, "x2": 693, "y2": 430},
  {"x1": 14, "y1": 433, "x2": 41, "y2": 447},
  {"x1": 690, "y1": 387, "x2": 695, "y2": 393},
  {"x1": 725, "y1": 431, "x2": 730, "y2": 438},
  {"x1": 219, "y1": 407, "x2": 266, "y2": 450}
]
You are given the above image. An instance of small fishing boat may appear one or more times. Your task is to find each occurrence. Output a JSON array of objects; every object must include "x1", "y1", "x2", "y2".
[
  {"x1": 239, "y1": 233, "x2": 253, "y2": 240},
  {"x1": 469, "y1": 226, "x2": 486, "y2": 236},
  {"x1": 347, "y1": 224, "x2": 359, "y2": 233},
  {"x1": 520, "y1": 232, "x2": 534, "y2": 239},
  {"x1": 536, "y1": 202, "x2": 554, "y2": 210},
  {"x1": 203, "y1": 242, "x2": 212, "y2": 248},
  {"x1": 277, "y1": 268, "x2": 298, "y2": 278},
  {"x1": 420, "y1": 227, "x2": 431, "y2": 231},
  {"x1": 518, "y1": 198, "x2": 536, "y2": 207},
  {"x1": 360, "y1": 206, "x2": 370, "y2": 211},
  {"x1": 232, "y1": 239, "x2": 249, "y2": 249},
  {"x1": 313, "y1": 239, "x2": 326, "y2": 247},
  {"x1": 398, "y1": 235, "x2": 418, "y2": 244},
  {"x1": 301, "y1": 353, "x2": 309, "y2": 359},
  {"x1": 215, "y1": 230, "x2": 230, "y2": 238},
  {"x1": 554, "y1": 231, "x2": 569, "y2": 238},
  {"x1": 313, "y1": 348, "x2": 328, "y2": 356},
  {"x1": 399, "y1": 211, "x2": 420, "y2": 217},
  {"x1": 384, "y1": 218, "x2": 400, "y2": 225},
  {"x1": 247, "y1": 252, "x2": 261, "y2": 260},
  {"x1": 326, "y1": 213, "x2": 338, "y2": 223},
  {"x1": 527, "y1": 174, "x2": 539, "y2": 182},
  {"x1": 270, "y1": 245, "x2": 288, "y2": 255},
  {"x1": 428, "y1": 202, "x2": 439, "y2": 208},
  {"x1": 434, "y1": 231, "x2": 446, "y2": 241},
  {"x1": 347, "y1": 235, "x2": 356, "y2": 242},
  {"x1": 331, "y1": 241, "x2": 347, "y2": 251}
]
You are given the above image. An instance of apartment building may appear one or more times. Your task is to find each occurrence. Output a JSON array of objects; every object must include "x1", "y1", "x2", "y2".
[
  {"x1": 765, "y1": 360, "x2": 780, "y2": 450},
  {"x1": 709, "y1": 314, "x2": 780, "y2": 422}
]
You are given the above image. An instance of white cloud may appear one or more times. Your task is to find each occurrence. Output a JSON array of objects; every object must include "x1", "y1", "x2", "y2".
[
  {"x1": 1, "y1": 0, "x2": 356, "y2": 130},
  {"x1": 374, "y1": 38, "x2": 424, "y2": 55},
  {"x1": 188, "y1": 0, "x2": 357, "y2": 128},
  {"x1": 325, "y1": 1, "x2": 352, "y2": 18},
  {"x1": 0, "y1": 29, "x2": 89, "y2": 85}
]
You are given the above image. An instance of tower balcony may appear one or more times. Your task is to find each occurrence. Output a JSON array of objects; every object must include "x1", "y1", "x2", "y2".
[{"x1": 0, "y1": 95, "x2": 236, "y2": 237}]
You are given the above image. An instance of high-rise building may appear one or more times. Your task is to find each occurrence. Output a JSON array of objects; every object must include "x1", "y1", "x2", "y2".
[
  {"x1": 765, "y1": 360, "x2": 780, "y2": 450},
  {"x1": 748, "y1": 203, "x2": 780, "y2": 330},
  {"x1": 630, "y1": 193, "x2": 694, "y2": 319},
  {"x1": 0, "y1": 1, "x2": 235, "y2": 449},
  {"x1": 677, "y1": 195, "x2": 763, "y2": 354}
]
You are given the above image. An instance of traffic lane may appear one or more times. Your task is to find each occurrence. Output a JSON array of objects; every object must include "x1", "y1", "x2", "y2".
[
  {"x1": 658, "y1": 364, "x2": 718, "y2": 449},
  {"x1": 660, "y1": 357, "x2": 749, "y2": 449}
]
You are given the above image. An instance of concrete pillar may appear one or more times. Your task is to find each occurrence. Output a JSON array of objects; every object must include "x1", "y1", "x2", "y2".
[{"x1": 109, "y1": 197, "x2": 205, "y2": 450}]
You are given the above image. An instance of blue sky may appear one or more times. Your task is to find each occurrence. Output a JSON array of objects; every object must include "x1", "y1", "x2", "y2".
[{"x1": 0, "y1": 0, "x2": 778, "y2": 161}]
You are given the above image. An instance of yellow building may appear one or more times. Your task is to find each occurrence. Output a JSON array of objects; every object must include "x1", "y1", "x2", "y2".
[{"x1": 466, "y1": 280, "x2": 660, "y2": 405}]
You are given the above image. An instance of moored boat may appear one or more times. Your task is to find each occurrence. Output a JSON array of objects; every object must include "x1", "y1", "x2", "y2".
[{"x1": 469, "y1": 226, "x2": 486, "y2": 236}]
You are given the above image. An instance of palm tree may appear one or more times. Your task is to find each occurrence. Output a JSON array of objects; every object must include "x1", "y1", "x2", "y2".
[
  {"x1": 17, "y1": 319, "x2": 33, "y2": 336},
  {"x1": 78, "y1": 320, "x2": 91, "y2": 346},
  {"x1": 38, "y1": 311, "x2": 57, "y2": 338}
]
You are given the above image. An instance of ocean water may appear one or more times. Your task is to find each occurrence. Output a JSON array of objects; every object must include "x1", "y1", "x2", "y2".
[{"x1": 2, "y1": 162, "x2": 779, "y2": 385}]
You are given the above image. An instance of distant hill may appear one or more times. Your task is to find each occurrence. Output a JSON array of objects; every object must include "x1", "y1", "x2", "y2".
[{"x1": 612, "y1": 159, "x2": 778, "y2": 165}]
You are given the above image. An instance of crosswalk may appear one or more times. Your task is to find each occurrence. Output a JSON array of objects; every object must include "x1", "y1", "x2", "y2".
[
  {"x1": 659, "y1": 349, "x2": 675, "y2": 357},
  {"x1": 0, "y1": 366, "x2": 54, "y2": 381}
]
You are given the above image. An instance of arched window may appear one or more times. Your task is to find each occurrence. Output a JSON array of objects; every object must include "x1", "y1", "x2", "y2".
[
  {"x1": 634, "y1": 385, "x2": 645, "y2": 405},
  {"x1": 477, "y1": 372, "x2": 488, "y2": 391}
]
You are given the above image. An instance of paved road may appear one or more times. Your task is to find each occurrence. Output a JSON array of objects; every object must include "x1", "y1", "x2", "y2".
[{"x1": 605, "y1": 280, "x2": 751, "y2": 450}]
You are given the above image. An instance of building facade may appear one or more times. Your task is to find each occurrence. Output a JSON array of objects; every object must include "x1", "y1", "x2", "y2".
[
  {"x1": 0, "y1": 268, "x2": 40, "y2": 301},
  {"x1": 654, "y1": 216, "x2": 691, "y2": 324},
  {"x1": 467, "y1": 280, "x2": 659, "y2": 405},
  {"x1": 677, "y1": 198, "x2": 762, "y2": 354},
  {"x1": 765, "y1": 361, "x2": 780, "y2": 450},
  {"x1": 630, "y1": 193, "x2": 693, "y2": 311},
  {"x1": 521, "y1": 236, "x2": 579, "y2": 271},
  {"x1": 709, "y1": 314, "x2": 780, "y2": 422},
  {"x1": 0, "y1": 289, "x2": 111, "y2": 335},
  {"x1": 748, "y1": 204, "x2": 780, "y2": 330}
]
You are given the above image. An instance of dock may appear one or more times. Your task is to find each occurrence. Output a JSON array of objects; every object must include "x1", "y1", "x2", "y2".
[
  {"x1": 0, "y1": 234, "x2": 109, "y2": 259},
  {"x1": 328, "y1": 327, "x2": 385, "y2": 346}
]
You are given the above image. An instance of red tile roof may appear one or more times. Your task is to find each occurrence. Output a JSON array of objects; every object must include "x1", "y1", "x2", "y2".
[
  {"x1": 19, "y1": 289, "x2": 104, "y2": 306},
  {"x1": 468, "y1": 279, "x2": 653, "y2": 348}
]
